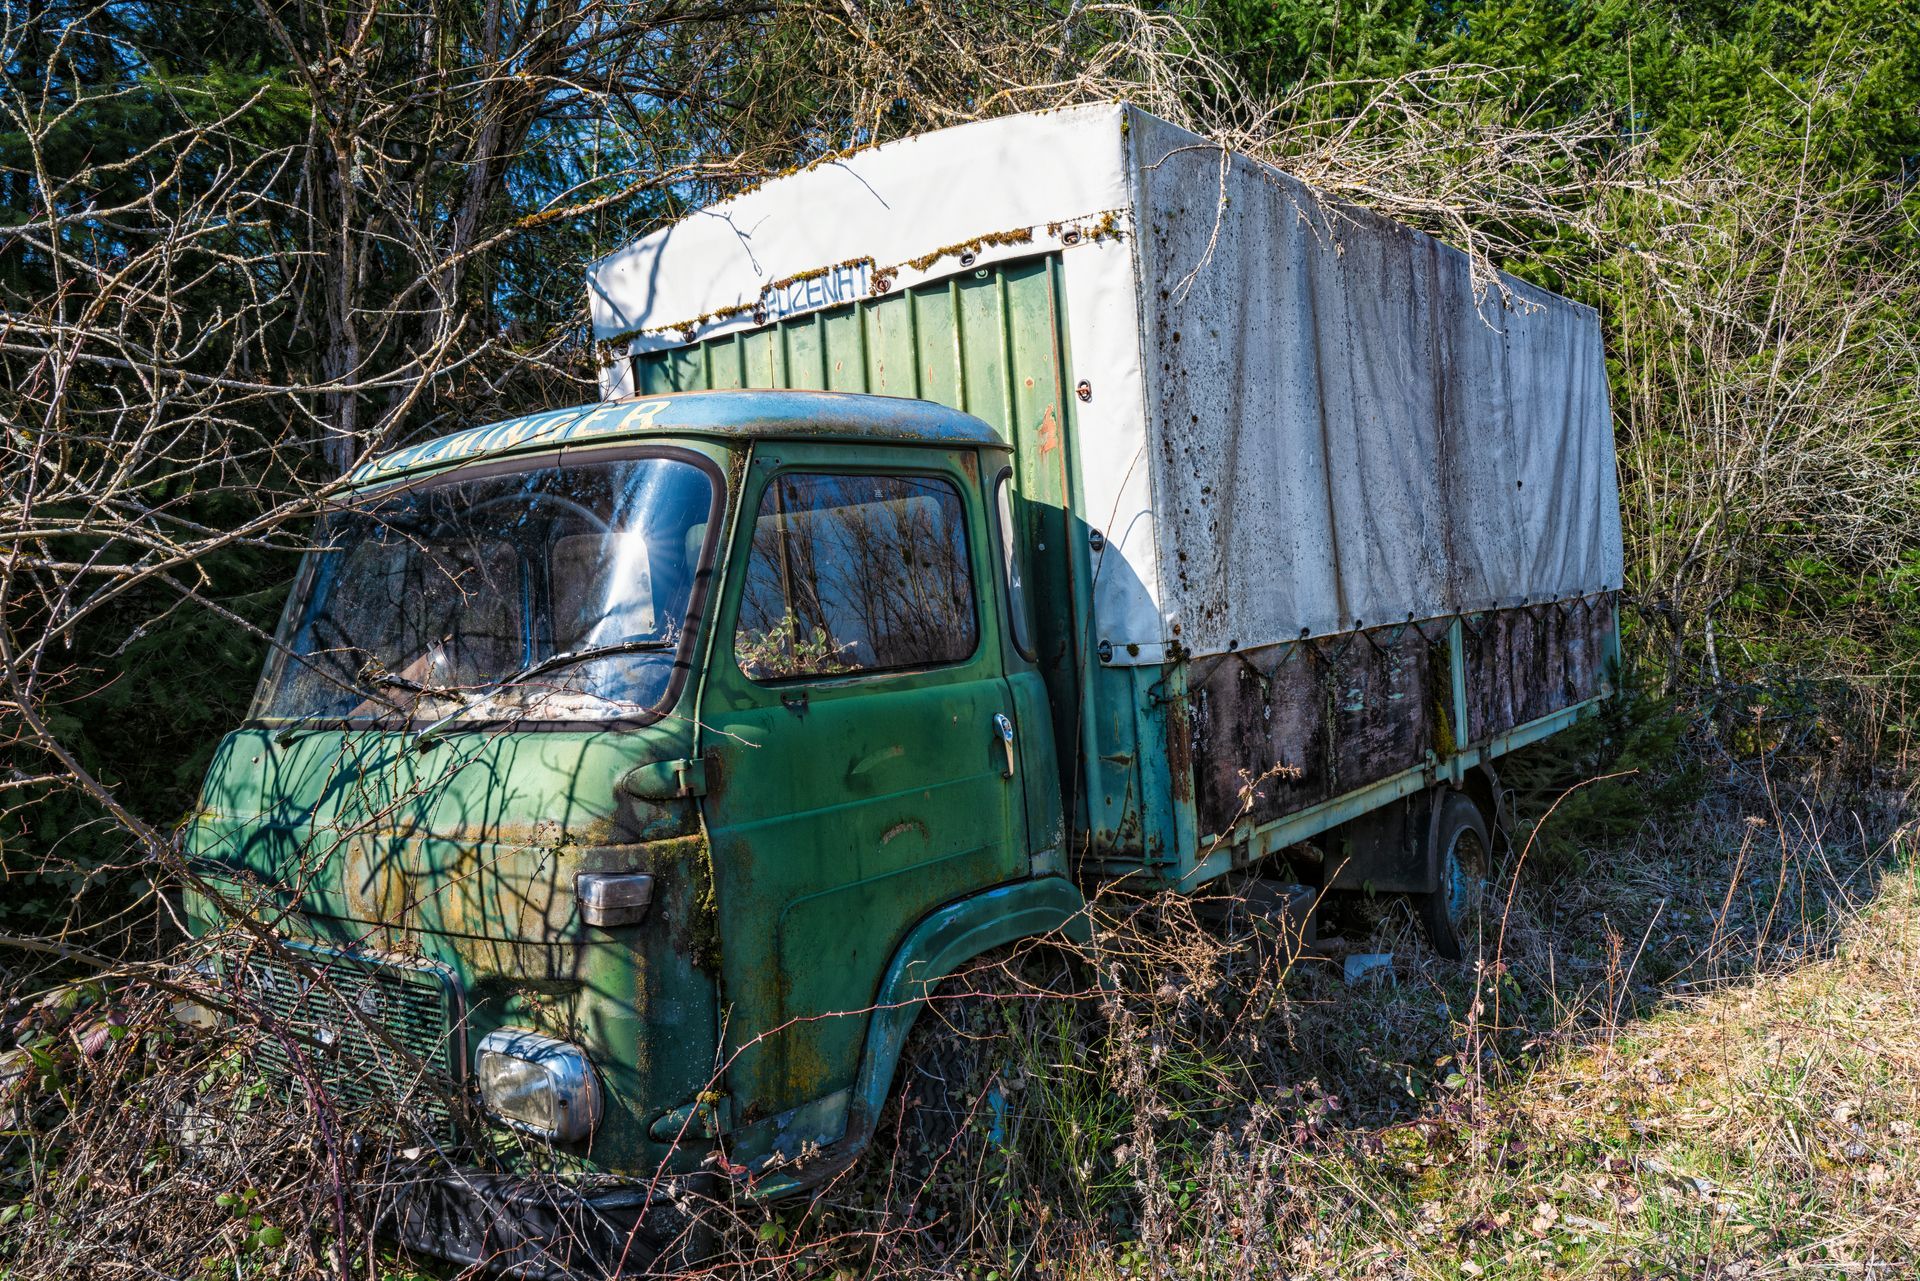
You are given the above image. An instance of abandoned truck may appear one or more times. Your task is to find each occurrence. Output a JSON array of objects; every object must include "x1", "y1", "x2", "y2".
[{"x1": 181, "y1": 104, "x2": 1622, "y2": 1273}]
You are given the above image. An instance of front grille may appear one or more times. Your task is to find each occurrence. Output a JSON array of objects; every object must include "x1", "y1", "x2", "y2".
[{"x1": 221, "y1": 942, "x2": 465, "y2": 1129}]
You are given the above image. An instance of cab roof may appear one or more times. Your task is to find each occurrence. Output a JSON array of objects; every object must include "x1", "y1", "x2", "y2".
[{"x1": 349, "y1": 389, "x2": 1005, "y2": 486}]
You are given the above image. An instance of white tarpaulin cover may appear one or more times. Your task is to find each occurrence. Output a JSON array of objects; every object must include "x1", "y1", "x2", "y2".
[
  {"x1": 587, "y1": 104, "x2": 1624, "y2": 664},
  {"x1": 586, "y1": 108, "x2": 1135, "y2": 361},
  {"x1": 1126, "y1": 111, "x2": 1623, "y2": 654}
]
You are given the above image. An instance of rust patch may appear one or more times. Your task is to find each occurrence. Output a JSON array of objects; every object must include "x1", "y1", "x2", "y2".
[
  {"x1": 780, "y1": 1024, "x2": 837, "y2": 1104},
  {"x1": 645, "y1": 833, "x2": 723, "y2": 974},
  {"x1": 1037, "y1": 404, "x2": 1060, "y2": 456},
  {"x1": 344, "y1": 839, "x2": 406, "y2": 926},
  {"x1": 1463, "y1": 594, "x2": 1614, "y2": 741},
  {"x1": 1109, "y1": 804, "x2": 1145, "y2": 858},
  {"x1": 1164, "y1": 697, "x2": 1194, "y2": 804},
  {"x1": 1188, "y1": 625, "x2": 1436, "y2": 836},
  {"x1": 1186, "y1": 597, "x2": 1616, "y2": 835}
]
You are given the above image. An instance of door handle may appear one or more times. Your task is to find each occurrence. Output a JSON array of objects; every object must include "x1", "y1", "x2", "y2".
[{"x1": 993, "y1": 712, "x2": 1016, "y2": 779}]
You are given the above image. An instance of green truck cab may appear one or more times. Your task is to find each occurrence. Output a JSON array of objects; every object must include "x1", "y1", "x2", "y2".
[
  {"x1": 183, "y1": 392, "x2": 1093, "y2": 1269},
  {"x1": 182, "y1": 105, "x2": 1624, "y2": 1274}
]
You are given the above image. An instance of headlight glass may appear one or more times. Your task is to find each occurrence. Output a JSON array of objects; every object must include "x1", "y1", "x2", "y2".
[{"x1": 474, "y1": 1029, "x2": 602, "y2": 1143}]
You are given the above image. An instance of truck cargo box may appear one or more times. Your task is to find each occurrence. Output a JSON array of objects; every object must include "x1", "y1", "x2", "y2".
[{"x1": 587, "y1": 103, "x2": 1623, "y2": 886}]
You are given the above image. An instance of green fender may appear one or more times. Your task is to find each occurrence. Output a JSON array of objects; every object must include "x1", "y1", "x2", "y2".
[{"x1": 845, "y1": 875, "x2": 1090, "y2": 1141}]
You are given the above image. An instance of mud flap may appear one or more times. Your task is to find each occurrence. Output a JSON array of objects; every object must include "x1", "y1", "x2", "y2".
[{"x1": 1327, "y1": 791, "x2": 1437, "y2": 894}]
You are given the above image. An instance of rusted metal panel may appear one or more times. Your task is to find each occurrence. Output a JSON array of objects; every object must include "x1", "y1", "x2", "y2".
[
  {"x1": 1186, "y1": 622, "x2": 1443, "y2": 839},
  {"x1": 1464, "y1": 593, "x2": 1618, "y2": 742},
  {"x1": 1187, "y1": 597, "x2": 1614, "y2": 847}
]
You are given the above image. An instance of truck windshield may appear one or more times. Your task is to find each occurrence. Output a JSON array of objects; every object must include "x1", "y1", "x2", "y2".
[{"x1": 256, "y1": 452, "x2": 717, "y2": 727}]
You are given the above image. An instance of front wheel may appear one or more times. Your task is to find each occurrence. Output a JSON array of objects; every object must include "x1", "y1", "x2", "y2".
[{"x1": 1418, "y1": 791, "x2": 1492, "y2": 960}]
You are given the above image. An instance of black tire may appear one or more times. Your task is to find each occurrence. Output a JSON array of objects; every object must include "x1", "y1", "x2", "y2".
[{"x1": 1418, "y1": 791, "x2": 1492, "y2": 961}]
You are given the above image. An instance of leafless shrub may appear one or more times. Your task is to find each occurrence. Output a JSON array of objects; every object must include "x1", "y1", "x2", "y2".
[
  {"x1": 0, "y1": 0, "x2": 1223, "y2": 941},
  {"x1": 1606, "y1": 95, "x2": 1920, "y2": 689},
  {"x1": 1207, "y1": 66, "x2": 1643, "y2": 284}
]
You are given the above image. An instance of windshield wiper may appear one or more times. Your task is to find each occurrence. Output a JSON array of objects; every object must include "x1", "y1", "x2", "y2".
[
  {"x1": 412, "y1": 639, "x2": 676, "y2": 749},
  {"x1": 366, "y1": 672, "x2": 457, "y2": 695},
  {"x1": 272, "y1": 673, "x2": 409, "y2": 745}
]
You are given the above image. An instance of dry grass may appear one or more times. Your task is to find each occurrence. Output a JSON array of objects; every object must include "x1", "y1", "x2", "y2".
[
  {"x1": 1501, "y1": 857, "x2": 1920, "y2": 1274},
  {"x1": 1207, "y1": 835, "x2": 1920, "y2": 1280},
  {"x1": 978, "y1": 771, "x2": 1915, "y2": 1280}
]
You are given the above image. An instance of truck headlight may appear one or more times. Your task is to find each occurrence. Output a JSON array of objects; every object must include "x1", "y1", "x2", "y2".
[{"x1": 475, "y1": 1029, "x2": 603, "y2": 1143}]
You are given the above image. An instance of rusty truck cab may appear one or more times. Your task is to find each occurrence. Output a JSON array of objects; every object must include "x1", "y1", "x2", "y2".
[{"x1": 181, "y1": 389, "x2": 1088, "y2": 1272}]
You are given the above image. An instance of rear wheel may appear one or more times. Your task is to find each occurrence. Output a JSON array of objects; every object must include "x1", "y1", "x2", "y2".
[{"x1": 1418, "y1": 791, "x2": 1492, "y2": 960}]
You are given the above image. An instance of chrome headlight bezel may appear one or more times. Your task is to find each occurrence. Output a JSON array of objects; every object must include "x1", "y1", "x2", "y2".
[{"x1": 474, "y1": 1028, "x2": 603, "y2": 1143}]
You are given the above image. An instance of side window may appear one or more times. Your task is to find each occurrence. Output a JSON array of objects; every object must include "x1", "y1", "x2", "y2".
[
  {"x1": 735, "y1": 472, "x2": 978, "y2": 680},
  {"x1": 994, "y1": 471, "x2": 1036, "y2": 660}
]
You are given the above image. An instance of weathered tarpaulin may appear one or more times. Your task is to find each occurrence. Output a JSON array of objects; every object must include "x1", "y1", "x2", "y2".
[
  {"x1": 587, "y1": 105, "x2": 1623, "y2": 664},
  {"x1": 1128, "y1": 111, "x2": 1623, "y2": 652}
]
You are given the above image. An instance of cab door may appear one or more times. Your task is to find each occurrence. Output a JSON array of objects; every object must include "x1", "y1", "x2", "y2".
[{"x1": 697, "y1": 443, "x2": 1028, "y2": 1129}]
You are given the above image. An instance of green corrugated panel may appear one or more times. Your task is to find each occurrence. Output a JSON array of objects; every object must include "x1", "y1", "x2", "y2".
[{"x1": 633, "y1": 262, "x2": 1066, "y2": 443}]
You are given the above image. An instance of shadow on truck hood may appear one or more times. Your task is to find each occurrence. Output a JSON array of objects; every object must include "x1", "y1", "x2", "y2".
[{"x1": 184, "y1": 726, "x2": 702, "y2": 947}]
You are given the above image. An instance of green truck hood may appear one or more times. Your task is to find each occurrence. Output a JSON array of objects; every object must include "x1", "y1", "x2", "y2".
[
  {"x1": 184, "y1": 726, "x2": 701, "y2": 945},
  {"x1": 181, "y1": 724, "x2": 724, "y2": 1177}
]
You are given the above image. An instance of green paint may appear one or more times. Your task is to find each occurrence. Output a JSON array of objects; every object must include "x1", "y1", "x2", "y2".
[
  {"x1": 635, "y1": 257, "x2": 1159, "y2": 875},
  {"x1": 183, "y1": 720, "x2": 723, "y2": 1176},
  {"x1": 741, "y1": 875, "x2": 1091, "y2": 1196}
]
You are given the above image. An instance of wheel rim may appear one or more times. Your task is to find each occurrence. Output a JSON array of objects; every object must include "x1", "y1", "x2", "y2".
[{"x1": 1441, "y1": 827, "x2": 1489, "y2": 942}]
